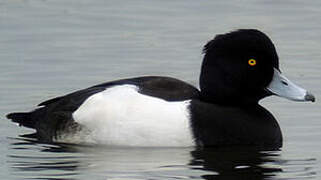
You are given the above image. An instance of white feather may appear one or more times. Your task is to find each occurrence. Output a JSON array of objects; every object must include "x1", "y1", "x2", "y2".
[{"x1": 60, "y1": 85, "x2": 195, "y2": 147}]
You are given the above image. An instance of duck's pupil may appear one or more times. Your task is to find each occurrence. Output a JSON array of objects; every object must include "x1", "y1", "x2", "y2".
[{"x1": 248, "y1": 59, "x2": 256, "y2": 66}]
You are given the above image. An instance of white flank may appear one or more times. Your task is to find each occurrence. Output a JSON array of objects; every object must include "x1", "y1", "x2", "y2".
[{"x1": 66, "y1": 85, "x2": 194, "y2": 147}]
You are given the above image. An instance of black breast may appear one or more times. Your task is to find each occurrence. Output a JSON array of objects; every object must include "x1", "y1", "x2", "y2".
[{"x1": 189, "y1": 99, "x2": 283, "y2": 149}]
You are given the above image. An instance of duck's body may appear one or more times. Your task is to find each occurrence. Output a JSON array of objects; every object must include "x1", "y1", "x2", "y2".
[
  {"x1": 10, "y1": 77, "x2": 198, "y2": 146},
  {"x1": 7, "y1": 29, "x2": 314, "y2": 148}
]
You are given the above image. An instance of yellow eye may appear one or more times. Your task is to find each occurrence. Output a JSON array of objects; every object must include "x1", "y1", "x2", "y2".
[{"x1": 248, "y1": 59, "x2": 256, "y2": 66}]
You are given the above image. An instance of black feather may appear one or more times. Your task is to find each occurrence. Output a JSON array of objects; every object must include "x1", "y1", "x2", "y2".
[{"x1": 7, "y1": 112, "x2": 35, "y2": 128}]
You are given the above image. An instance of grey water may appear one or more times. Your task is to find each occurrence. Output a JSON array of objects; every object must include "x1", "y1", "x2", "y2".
[{"x1": 1, "y1": 0, "x2": 321, "y2": 179}]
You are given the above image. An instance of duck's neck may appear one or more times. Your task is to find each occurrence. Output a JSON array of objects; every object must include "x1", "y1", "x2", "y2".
[{"x1": 199, "y1": 92, "x2": 261, "y2": 106}]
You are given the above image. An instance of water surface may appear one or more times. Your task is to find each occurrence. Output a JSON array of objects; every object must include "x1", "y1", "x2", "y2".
[{"x1": 1, "y1": 0, "x2": 321, "y2": 179}]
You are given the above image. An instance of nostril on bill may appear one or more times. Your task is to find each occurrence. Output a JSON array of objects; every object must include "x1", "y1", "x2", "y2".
[{"x1": 281, "y1": 80, "x2": 288, "y2": 86}]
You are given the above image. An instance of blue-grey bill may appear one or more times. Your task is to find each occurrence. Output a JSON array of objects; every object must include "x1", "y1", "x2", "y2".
[{"x1": 266, "y1": 68, "x2": 315, "y2": 102}]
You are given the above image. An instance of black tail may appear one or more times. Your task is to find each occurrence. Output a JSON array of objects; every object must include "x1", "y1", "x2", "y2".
[{"x1": 6, "y1": 112, "x2": 35, "y2": 129}]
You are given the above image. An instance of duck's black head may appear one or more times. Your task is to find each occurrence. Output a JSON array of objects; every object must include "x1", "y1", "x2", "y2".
[{"x1": 200, "y1": 29, "x2": 315, "y2": 105}]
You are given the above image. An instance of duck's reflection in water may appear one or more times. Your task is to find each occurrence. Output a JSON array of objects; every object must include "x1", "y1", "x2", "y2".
[
  {"x1": 9, "y1": 137, "x2": 286, "y2": 180},
  {"x1": 8, "y1": 138, "x2": 86, "y2": 180},
  {"x1": 190, "y1": 147, "x2": 282, "y2": 180}
]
